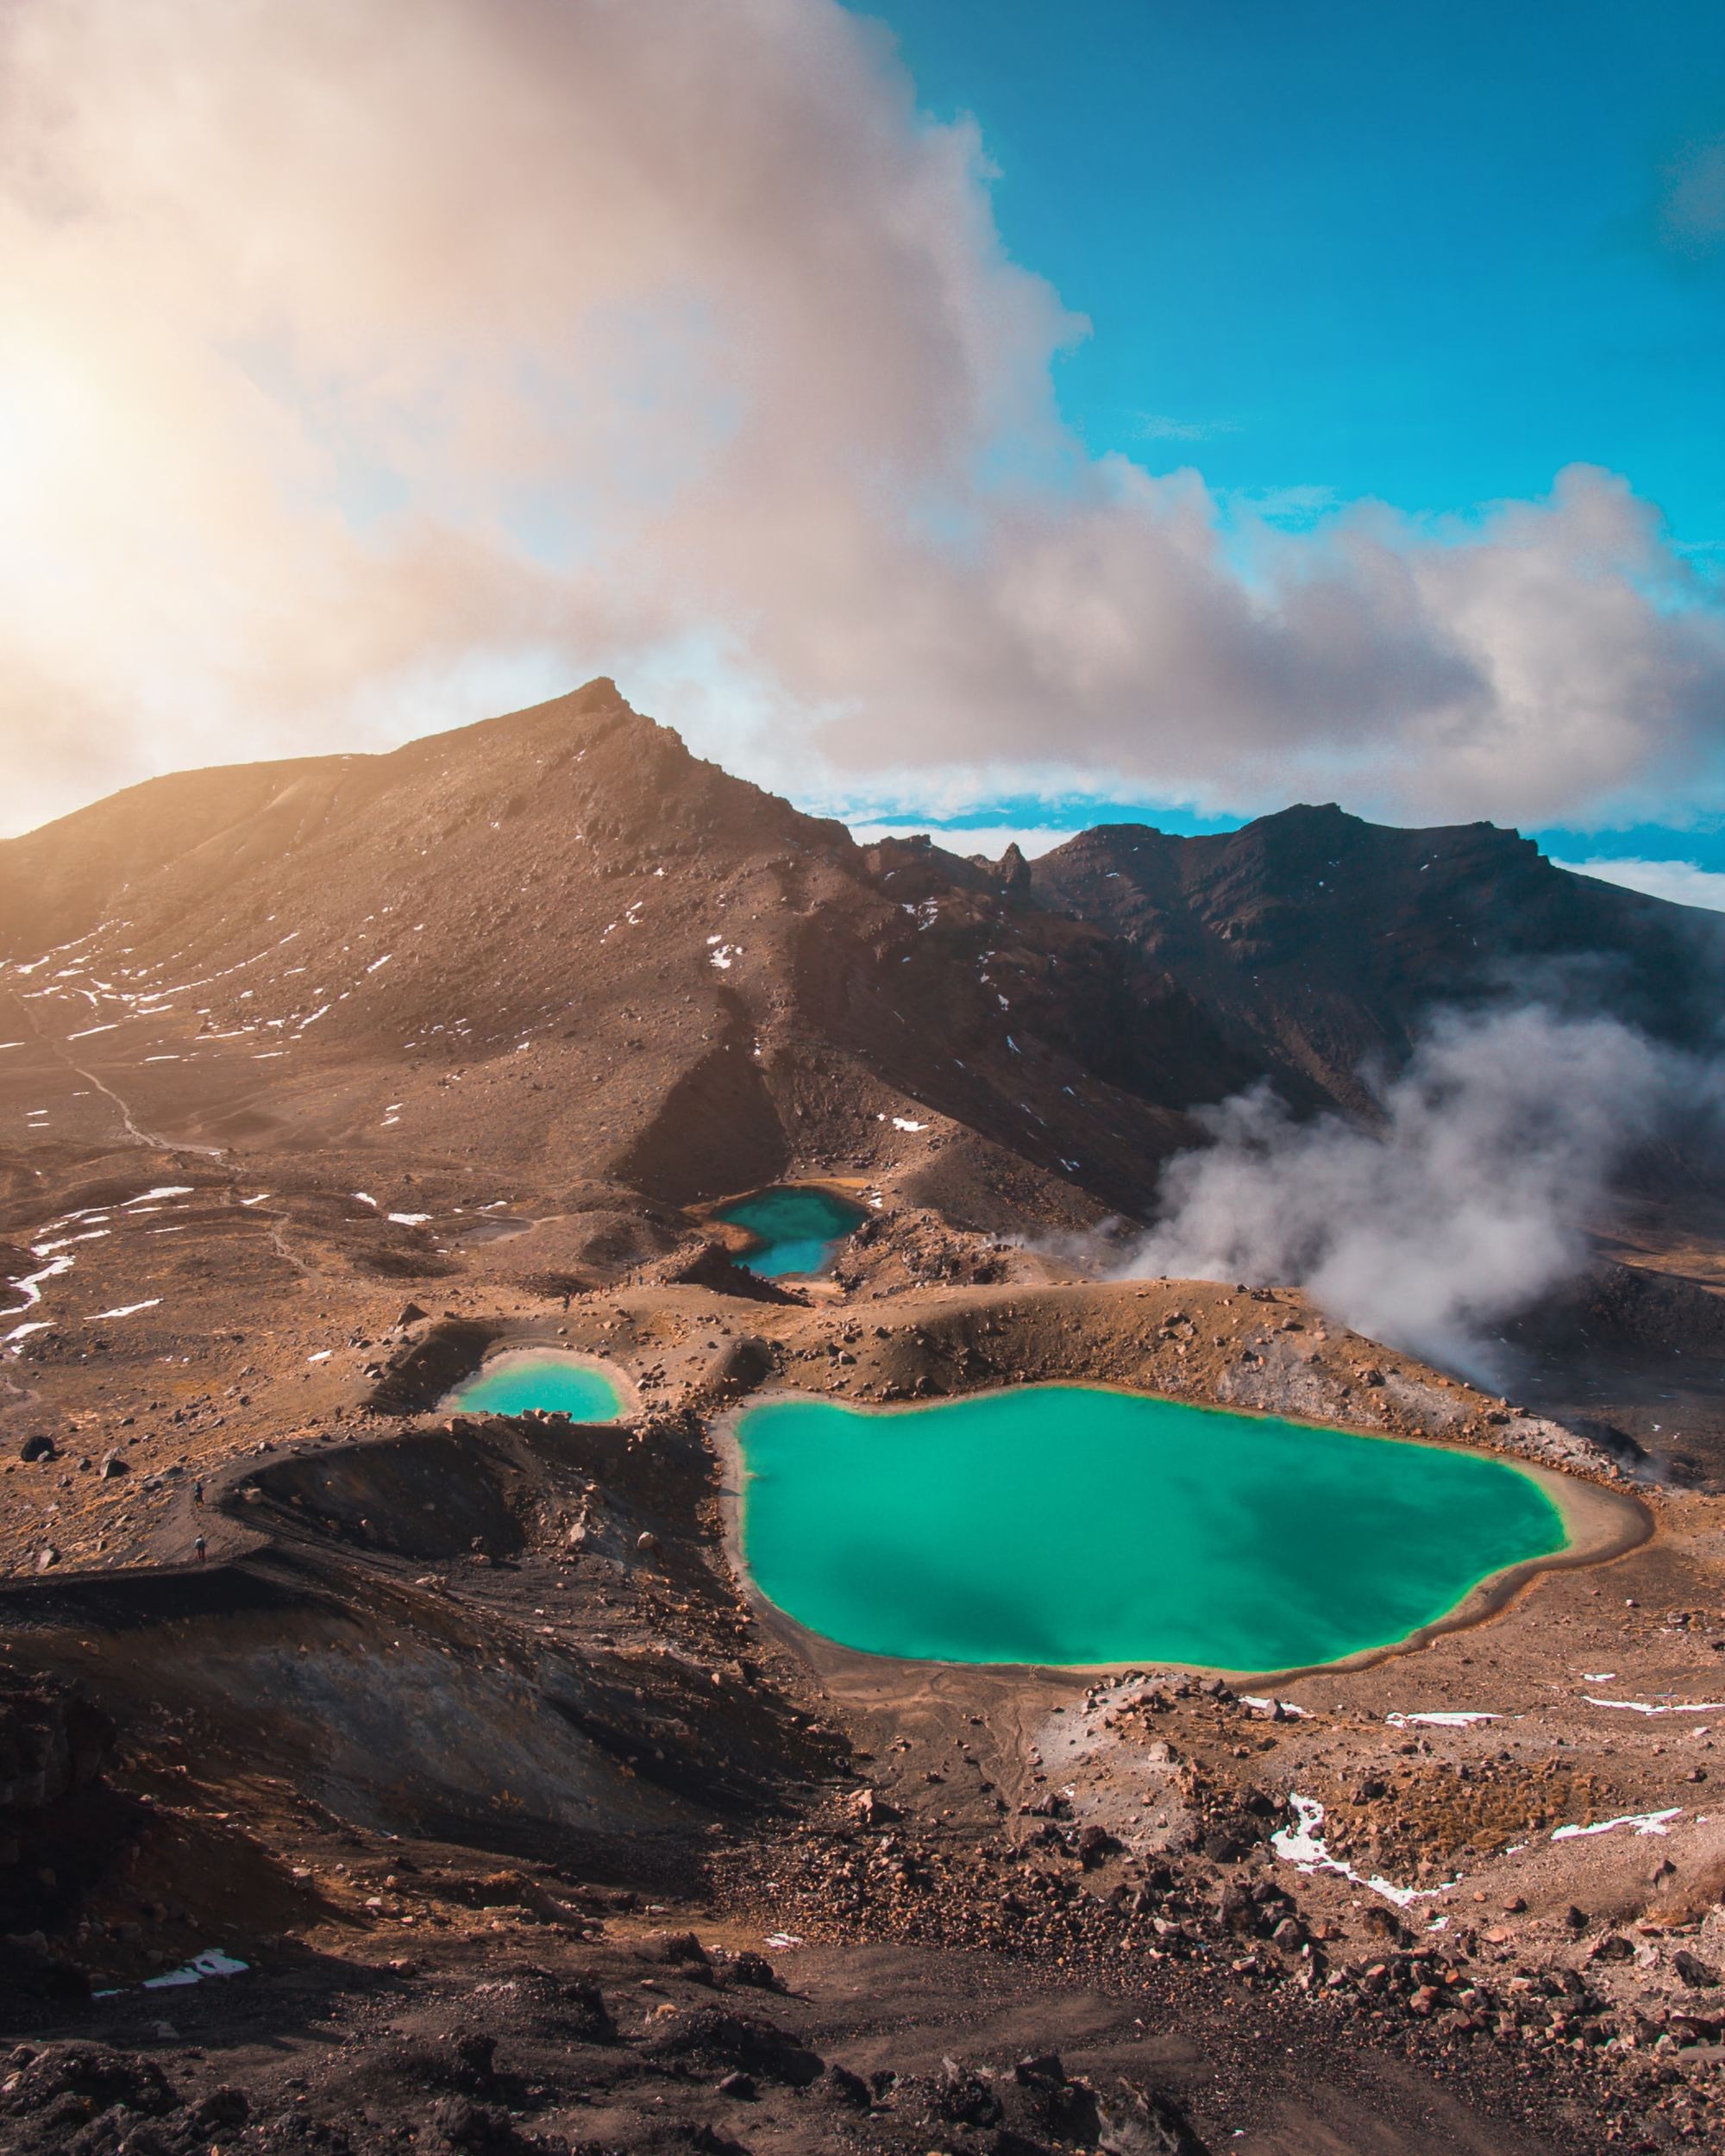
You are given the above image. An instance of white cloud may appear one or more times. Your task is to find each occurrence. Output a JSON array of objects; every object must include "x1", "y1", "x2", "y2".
[
  {"x1": 3, "y1": 0, "x2": 1723, "y2": 837},
  {"x1": 1553, "y1": 857, "x2": 1725, "y2": 913},
  {"x1": 848, "y1": 822, "x2": 1081, "y2": 860}
]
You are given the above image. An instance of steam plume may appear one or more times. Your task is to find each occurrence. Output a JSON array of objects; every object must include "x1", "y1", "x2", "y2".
[{"x1": 1126, "y1": 1004, "x2": 1709, "y2": 1384}]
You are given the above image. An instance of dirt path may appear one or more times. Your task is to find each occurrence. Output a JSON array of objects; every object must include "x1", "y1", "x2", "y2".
[{"x1": 3, "y1": 987, "x2": 226, "y2": 1159}]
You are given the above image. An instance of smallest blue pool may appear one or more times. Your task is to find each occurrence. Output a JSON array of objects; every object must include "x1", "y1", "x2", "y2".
[
  {"x1": 444, "y1": 1350, "x2": 624, "y2": 1420},
  {"x1": 712, "y1": 1185, "x2": 869, "y2": 1278}
]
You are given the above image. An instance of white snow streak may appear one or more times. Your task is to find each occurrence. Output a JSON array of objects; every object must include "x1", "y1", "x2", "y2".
[
  {"x1": 1273, "y1": 1794, "x2": 1458, "y2": 1908},
  {"x1": 1582, "y1": 1697, "x2": 1725, "y2": 1716},
  {"x1": 1551, "y1": 1808, "x2": 1681, "y2": 1841}
]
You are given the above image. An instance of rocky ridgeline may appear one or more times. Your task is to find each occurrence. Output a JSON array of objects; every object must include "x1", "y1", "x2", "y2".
[
  {"x1": 1215, "y1": 1326, "x2": 1634, "y2": 1484},
  {"x1": 5, "y1": 680, "x2": 1721, "y2": 1243},
  {"x1": 649, "y1": 1264, "x2": 1638, "y2": 1492}
]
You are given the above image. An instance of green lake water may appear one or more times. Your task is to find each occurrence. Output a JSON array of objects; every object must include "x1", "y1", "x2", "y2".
[
  {"x1": 444, "y1": 1351, "x2": 624, "y2": 1421},
  {"x1": 733, "y1": 1386, "x2": 1569, "y2": 1671},
  {"x1": 712, "y1": 1186, "x2": 868, "y2": 1278}
]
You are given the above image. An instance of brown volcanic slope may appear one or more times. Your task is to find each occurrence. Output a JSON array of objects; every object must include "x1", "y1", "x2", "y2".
[
  {"x1": 0, "y1": 680, "x2": 1221, "y2": 1232},
  {"x1": 3, "y1": 678, "x2": 1718, "y2": 1236}
]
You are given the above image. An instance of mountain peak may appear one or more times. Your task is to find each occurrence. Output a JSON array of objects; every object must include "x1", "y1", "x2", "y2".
[{"x1": 3, "y1": 683, "x2": 1718, "y2": 1209}]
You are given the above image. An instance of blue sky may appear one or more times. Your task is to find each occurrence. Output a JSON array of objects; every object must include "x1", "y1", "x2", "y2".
[
  {"x1": 9, "y1": 1, "x2": 1724, "y2": 893},
  {"x1": 852, "y1": 0, "x2": 1725, "y2": 895}
]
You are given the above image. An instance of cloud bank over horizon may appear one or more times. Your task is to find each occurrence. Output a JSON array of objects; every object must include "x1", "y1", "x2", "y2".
[
  {"x1": 1551, "y1": 856, "x2": 1725, "y2": 913},
  {"x1": 3, "y1": 0, "x2": 1724, "y2": 838}
]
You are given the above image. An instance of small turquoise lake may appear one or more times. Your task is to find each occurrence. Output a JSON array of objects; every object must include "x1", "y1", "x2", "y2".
[
  {"x1": 712, "y1": 1186, "x2": 868, "y2": 1279},
  {"x1": 444, "y1": 1351, "x2": 625, "y2": 1421},
  {"x1": 732, "y1": 1386, "x2": 1569, "y2": 1672}
]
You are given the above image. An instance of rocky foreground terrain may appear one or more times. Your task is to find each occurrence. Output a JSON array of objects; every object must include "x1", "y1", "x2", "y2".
[{"x1": 4, "y1": 683, "x2": 1725, "y2": 2153}]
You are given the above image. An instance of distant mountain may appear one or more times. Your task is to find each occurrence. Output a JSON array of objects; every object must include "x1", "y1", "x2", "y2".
[
  {"x1": 1032, "y1": 805, "x2": 1725, "y2": 1119},
  {"x1": 3, "y1": 681, "x2": 1718, "y2": 1226}
]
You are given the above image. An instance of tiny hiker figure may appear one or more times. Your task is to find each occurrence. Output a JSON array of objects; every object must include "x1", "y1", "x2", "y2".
[
  {"x1": 193, "y1": 1532, "x2": 207, "y2": 1564},
  {"x1": 191, "y1": 1478, "x2": 204, "y2": 1505}
]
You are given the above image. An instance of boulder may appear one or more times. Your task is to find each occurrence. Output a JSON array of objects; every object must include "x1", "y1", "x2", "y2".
[
  {"x1": 0, "y1": 2042, "x2": 177, "y2": 2124},
  {"x1": 824, "y1": 2062, "x2": 872, "y2": 2109}
]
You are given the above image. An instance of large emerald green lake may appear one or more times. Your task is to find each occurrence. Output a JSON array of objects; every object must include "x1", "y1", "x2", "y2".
[
  {"x1": 444, "y1": 1350, "x2": 624, "y2": 1421},
  {"x1": 712, "y1": 1186, "x2": 868, "y2": 1279},
  {"x1": 732, "y1": 1386, "x2": 1568, "y2": 1672}
]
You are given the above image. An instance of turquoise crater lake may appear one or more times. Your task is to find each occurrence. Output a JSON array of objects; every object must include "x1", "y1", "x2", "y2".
[
  {"x1": 443, "y1": 1350, "x2": 624, "y2": 1421},
  {"x1": 732, "y1": 1387, "x2": 1570, "y2": 1672},
  {"x1": 712, "y1": 1186, "x2": 868, "y2": 1279}
]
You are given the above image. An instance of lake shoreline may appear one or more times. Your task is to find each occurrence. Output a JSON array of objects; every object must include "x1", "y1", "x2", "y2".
[
  {"x1": 712, "y1": 1380, "x2": 1652, "y2": 1688},
  {"x1": 695, "y1": 1180, "x2": 872, "y2": 1279},
  {"x1": 440, "y1": 1343, "x2": 638, "y2": 1421}
]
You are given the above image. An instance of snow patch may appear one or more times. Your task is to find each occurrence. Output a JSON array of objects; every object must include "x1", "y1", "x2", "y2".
[
  {"x1": 1273, "y1": 1793, "x2": 1457, "y2": 1908},
  {"x1": 1551, "y1": 1808, "x2": 1681, "y2": 1841},
  {"x1": 1583, "y1": 1696, "x2": 1725, "y2": 1716},
  {"x1": 141, "y1": 1948, "x2": 249, "y2": 1992},
  {"x1": 3, "y1": 1251, "x2": 76, "y2": 1319}
]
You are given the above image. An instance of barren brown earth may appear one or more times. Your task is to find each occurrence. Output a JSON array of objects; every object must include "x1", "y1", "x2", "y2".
[{"x1": 3, "y1": 685, "x2": 1725, "y2": 2154}]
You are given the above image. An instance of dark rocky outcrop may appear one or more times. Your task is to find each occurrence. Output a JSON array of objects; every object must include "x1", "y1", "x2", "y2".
[
  {"x1": 0, "y1": 1678, "x2": 112, "y2": 1814},
  {"x1": 1032, "y1": 805, "x2": 1725, "y2": 1119}
]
